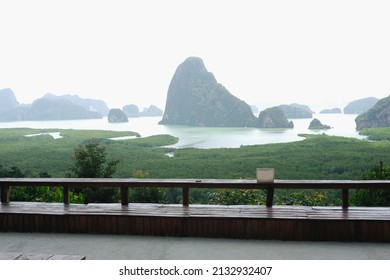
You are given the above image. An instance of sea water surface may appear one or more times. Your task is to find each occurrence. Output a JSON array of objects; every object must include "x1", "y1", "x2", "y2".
[{"x1": 0, "y1": 114, "x2": 364, "y2": 149}]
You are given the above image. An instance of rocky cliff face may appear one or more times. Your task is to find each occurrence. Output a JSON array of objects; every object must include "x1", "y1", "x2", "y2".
[
  {"x1": 257, "y1": 107, "x2": 294, "y2": 128},
  {"x1": 159, "y1": 57, "x2": 257, "y2": 127},
  {"x1": 355, "y1": 95, "x2": 390, "y2": 130}
]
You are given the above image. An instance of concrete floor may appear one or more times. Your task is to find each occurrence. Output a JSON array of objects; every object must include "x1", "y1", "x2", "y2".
[{"x1": 0, "y1": 232, "x2": 390, "y2": 260}]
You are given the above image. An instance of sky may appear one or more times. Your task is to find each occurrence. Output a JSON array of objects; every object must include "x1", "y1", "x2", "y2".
[{"x1": 1, "y1": 0, "x2": 390, "y2": 112}]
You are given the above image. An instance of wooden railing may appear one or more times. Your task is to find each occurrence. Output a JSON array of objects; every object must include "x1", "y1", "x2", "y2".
[{"x1": 1, "y1": 178, "x2": 390, "y2": 208}]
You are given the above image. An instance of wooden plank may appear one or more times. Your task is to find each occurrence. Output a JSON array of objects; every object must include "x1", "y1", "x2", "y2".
[
  {"x1": 0, "y1": 185, "x2": 11, "y2": 203},
  {"x1": 0, "y1": 253, "x2": 86, "y2": 260},
  {"x1": 1, "y1": 202, "x2": 390, "y2": 241},
  {"x1": 1, "y1": 178, "x2": 390, "y2": 191}
]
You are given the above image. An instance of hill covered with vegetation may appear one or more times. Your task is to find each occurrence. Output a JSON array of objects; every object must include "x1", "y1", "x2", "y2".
[
  {"x1": 159, "y1": 57, "x2": 257, "y2": 127},
  {"x1": 257, "y1": 107, "x2": 294, "y2": 128},
  {"x1": 355, "y1": 95, "x2": 390, "y2": 130}
]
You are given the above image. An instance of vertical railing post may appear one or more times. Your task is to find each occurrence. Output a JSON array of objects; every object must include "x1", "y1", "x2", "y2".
[
  {"x1": 1, "y1": 185, "x2": 11, "y2": 203},
  {"x1": 182, "y1": 186, "x2": 189, "y2": 207},
  {"x1": 266, "y1": 185, "x2": 274, "y2": 207},
  {"x1": 120, "y1": 186, "x2": 129, "y2": 206},
  {"x1": 342, "y1": 188, "x2": 349, "y2": 209},
  {"x1": 63, "y1": 186, "x2": 70, "y2": 205}
]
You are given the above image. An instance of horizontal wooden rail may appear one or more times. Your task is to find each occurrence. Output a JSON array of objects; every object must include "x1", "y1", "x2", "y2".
[{"x1": 1, "y1": 178, "x2": 390, "y2": 208}]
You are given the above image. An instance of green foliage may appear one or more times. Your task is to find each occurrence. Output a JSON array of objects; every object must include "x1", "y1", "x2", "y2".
[
  {"x1": 359, "y1": 127, "x2": 390, "y2": 141},
  {"x1": 72, "y1": 140, "x2": 120, "y2": 203},
  {"x1": 279, "y1": 191, "x2": 329, "y2": 206},
  {"x1": 128, "y1": 170, "x2": 167, "y2": 203},
  {"x1": 209, "y1": 189, "x2": 266, "y2": 205},
  {"x1": 0, "y1": 165, "x2": 24, "y2": 177},
  {"x1": 3, "y1": 128, "x2": 390, "y2": 206},
  {"x1": 352, "y1": 161, "x2": 390, "y2": 206},
  {"x1": 10, "y1": 186, "x2": 84, "y2": 203},
  {"x1": 72, "y1": 140, "x2": 120, "y2": 178}
]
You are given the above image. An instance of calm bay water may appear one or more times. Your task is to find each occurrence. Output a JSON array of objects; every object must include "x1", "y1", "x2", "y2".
[{"x1": 0, "y1": 114, "x2": 364, "y2": 149}]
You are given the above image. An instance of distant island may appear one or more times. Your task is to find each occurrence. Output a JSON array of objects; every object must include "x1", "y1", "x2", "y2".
[
  {"x1": 108, "y1": 108, "x2": 128, "y2": 123},
  {"x1": 257, "y1": 106, "x2": 294, "y2": 128},
  {"x1": 0, "y1": 90, "x2": 108, "y2": 121},
  {"x1": 355, "y1": 95, "x2": 390, "y2": 130},
  {"x1": 0, "y1": 90, "x2": 164, "y2": 122},
  {"x1": 278, "y1": 103, "x2": 313, "y2": 119},
  {"x1": 308, "y1": 118, "x2": 331, "y2": 130},
  {"x1": 344, "y1": 97, "x2": 378, "y2": 114},
  {"x1": 123, "y1": 104, "x2": 163, "y2": 118},
  {"x1": 159, "y1": 57, "x2": 257, "y2": 127},
  {"x1": 320, "y1": 108, "x2": 342, "y2": 114}
]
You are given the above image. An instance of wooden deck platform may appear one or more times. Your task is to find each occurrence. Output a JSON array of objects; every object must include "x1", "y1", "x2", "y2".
[{"x1": 1, "y1": 202, "x2": 390, "y2": 242}]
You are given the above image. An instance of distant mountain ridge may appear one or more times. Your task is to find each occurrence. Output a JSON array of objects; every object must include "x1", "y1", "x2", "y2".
[
  {"x1": 0, "y1": 90, "x2": 107, "y2": 121},
  {"x1": 43, "y1": 93, "x2": 110, "y2": 116},
  {"x1": 344, "y1": 97, "x2": 378, "y2": 114},
  {"x1": 159, "y1": 57, "x2": 258, "y2": 127}
]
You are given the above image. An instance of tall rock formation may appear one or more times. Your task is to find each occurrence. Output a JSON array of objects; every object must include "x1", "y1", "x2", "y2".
[
  {"x1": 108, "y1": 108, "x2": 128, "y2": 123},
  {"x1": 308, "y1": 118, "x2": 331, "y2": 129},
  {"x1": 355, "y1": 95, "x2": 390, "y2": 130},
  {"x1": 123, "y1": 104, "x2": 140, "y2": 117},
  {"x1": 159, "y1": 57, "x2": 257, "y2": 127},
  {"x1": 0, "y1": 88, "x2": 19, "y2": 112},
  {"x1": 257, "y1": 107, "x2": 294, "y2": 128}
]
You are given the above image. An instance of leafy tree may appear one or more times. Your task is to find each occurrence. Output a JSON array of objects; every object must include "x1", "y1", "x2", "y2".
[
  {"x1": 72, "y1": 140, "x2": 120, "y2": 203},
  {"x1": 279, "y1": 192, "x2": 328, "y2": 206},
  {"x1": 128, "y1": 170, "x2": 167, "y2": 203},
  {"x1": 0, "y1": 165, "x2": 24, "y2": 177},
  {"x1": 208, "y1": 189, "x2": 266, "y2": 205},
  {"x1": 352, "y1": 161, "x2": 390, "y2": 206},
  {"x1": 73, "y1": 141, "x2": 119, "y2": 178}
]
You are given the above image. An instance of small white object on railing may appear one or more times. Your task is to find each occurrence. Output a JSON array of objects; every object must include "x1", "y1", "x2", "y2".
[{"x1": 256, "y1": 168, "x2": 275, "y2": 183}]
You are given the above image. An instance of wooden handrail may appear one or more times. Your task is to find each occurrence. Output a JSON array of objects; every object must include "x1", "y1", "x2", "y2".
[{"x1": 1, "y1": 178, "x2": 390, "y2": 208}]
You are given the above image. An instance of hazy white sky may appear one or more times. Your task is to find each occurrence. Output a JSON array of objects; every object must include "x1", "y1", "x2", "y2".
[{"x1": 1, "y1": 0, "x2": 390, "y2": 111}]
